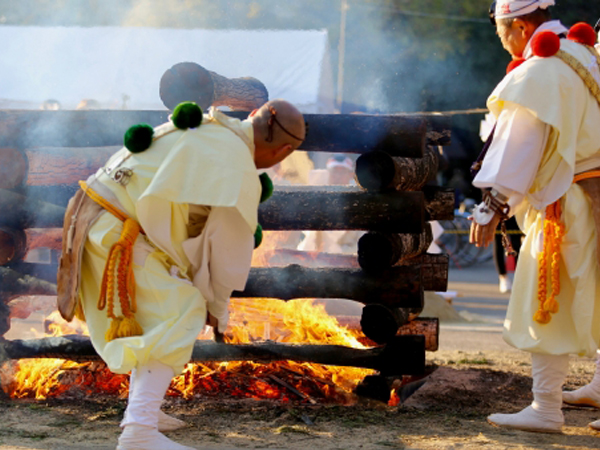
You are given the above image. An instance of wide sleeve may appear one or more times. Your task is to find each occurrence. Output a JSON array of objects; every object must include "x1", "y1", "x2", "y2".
[
  {"x1": 473, "y1": 102, "x2": 550, "y2": 211},
  {"x1": 181, "y1": 206, "x2": 254, "y2": 333}
]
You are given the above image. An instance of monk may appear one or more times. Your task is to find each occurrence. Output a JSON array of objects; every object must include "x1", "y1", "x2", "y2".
[
  {"x1": 57, "y1": 99, "x2": 305, "y2": 449},
  {"x1": 470, "y1": 0, "x2": 600, "y2": 433}
]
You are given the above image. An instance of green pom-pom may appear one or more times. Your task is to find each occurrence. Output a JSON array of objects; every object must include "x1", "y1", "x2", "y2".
[
  {"x1": 172, "y1": 102, "x2": 203, "y2": 130},
  {"x1": 259, "y1": 173, "x2": 274, "y2": 203},
  {"x1": 124, "y1": 124, "x2": 154, "y2": 153},
  {"x1": 254, "y1": 224, "x2": 263, "y2": 249}
]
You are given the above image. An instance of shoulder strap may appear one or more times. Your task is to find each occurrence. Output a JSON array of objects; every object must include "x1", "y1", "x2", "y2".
[{"x1": 554, "y1": 47, "x2": 600, "y2": 106}]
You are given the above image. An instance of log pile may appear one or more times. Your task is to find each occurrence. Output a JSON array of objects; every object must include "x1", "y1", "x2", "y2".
[{"x1": 0, "y1": 66, "x2": 453, "y2": 402}]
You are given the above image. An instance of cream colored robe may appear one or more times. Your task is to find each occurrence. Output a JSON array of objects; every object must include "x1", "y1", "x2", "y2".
[
  {"x1": 477, "y1": 38, "x2": 600, "y2": 357},
  {"x1": 79, "y1": 109, "x2": 261, "y2": 374}
]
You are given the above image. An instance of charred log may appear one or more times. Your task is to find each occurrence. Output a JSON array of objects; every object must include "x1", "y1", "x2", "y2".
[
  {"x1": 0, "y1": 227, "x2": 27, "y2": 265},
  {"x1": 233, "y1": 265, "x2": 423, "y2": 308},
  {"x1": 423, "y1": 186, "x2": 455, "y2": 221},
  {"x1": 0, "y1": 188, "x2": 66, "y2": 229},
  {"x1": 263, "y1": 249, "x2": 359, "y2": 268},
  {"x1": 335, "y1": 317, "x2": 439, "y2": 352},
  {"x1": 0, "y1": 335, "x2": 425, "y2": 376},
  {"x1": 159, "y1": 63, "x2": 269, "y2": 111},
  {"x1": 0, "y1": 111, "x2": 448, "y2": 154},
  {"x1": 25, "y1": 228, "x2": 63, "y2": 252},
  {"x1": 259, "y1": 187, "x2": 425, "y2": 233},
  {"x1": 355, "y1": 147, "x2": 439, "y2": 192},
  {"x1": 5, "y1": 262, "x2": 58, "y2": 285},
  {"x1": 0, "y1": 148, "x2": 27, "y2": 189},
  {"x1": 360, "y1": 304, "x2": 410, "y2": 345},
  {"x1": 357, "y1": 225, "x2": 433, "y2": 274},
  {"x1": 397, "y1": 254, "x2": 449, "y2": 293},
  {"x1": 0, "y1": 266, "x2": 56, "y2": 306}
]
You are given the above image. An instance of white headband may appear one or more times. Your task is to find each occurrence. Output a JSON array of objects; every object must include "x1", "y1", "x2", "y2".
[{"x1": 495, "y1": 0, "x2": 555, "y2": 20}]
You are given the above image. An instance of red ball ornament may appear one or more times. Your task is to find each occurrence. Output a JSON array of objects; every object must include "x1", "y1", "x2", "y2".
[
  {"x1": 506, "y1": 58, "x2": 526, "y2": 74},
  {"x1": 531, "y1": 31, "x2": 561, "y2": 57},
  {"x1": 567, "y1": 22, "x2": 597, "y2": 47}
]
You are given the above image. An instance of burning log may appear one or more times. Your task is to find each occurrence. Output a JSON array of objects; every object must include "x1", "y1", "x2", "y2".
[
  {"x1": 160, "y1": 63, "x2": 269, "y2": 111},
  {"x1": 0, "y1": 227, "x2": 27, "y2": 265},
  {"x1": 233, "y1": 265, "x2": 423, "y2": 308},
  {"x1": 0, "y1": 188, "x2": 66, "y2": 229},
  {"x1": 360, "y1": 304, "x2": 409, "y2": 345},
  {"x1": 335, "y1": 317, "x2": 439, "y2": 352},
  {"x1": 0, "y1": 110, "x2": 448, "y2": 154},
  {"x1": 0, "y1": 334, "x2": 426, "y2": 376},
  {"x1": 355, "y1": 147, "x2": 439, "y2": 192},
  {"x1": 259, "y1": 187, "x2": 425, "y2": 233},
  {"x1": 0, "y1": 146, "x2": 116, "y2": 189},
  {"x1": 357, "y1": 225, "x2": 433, "y2": 274},
  {"x1": 25, "y1": 228, "x2": 63, "y2": 252},
  {"x1": 423, "y1": 186, "x2": 455, "y2": 221}
]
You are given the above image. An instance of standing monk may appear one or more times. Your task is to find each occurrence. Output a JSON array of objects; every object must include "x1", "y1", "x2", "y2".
[
  {"x1": 470, "y1": 0, "x2": 600, "y2": 433},
  {"x1": 57, "y1": 99, "x2": 305, "y2": 449}
]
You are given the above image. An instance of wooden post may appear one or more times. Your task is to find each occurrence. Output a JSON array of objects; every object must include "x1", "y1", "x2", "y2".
[
  {"x1": 355, "y1": 147, "x2": 439, "y2": 192},
  {"x1": 357, "y1": 225, "x2": 433, "y2": 274}
]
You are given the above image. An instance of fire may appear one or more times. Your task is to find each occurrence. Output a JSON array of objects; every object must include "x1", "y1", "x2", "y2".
[
  {"x1": 3, "y1": 298, "x2": 373, "y2": 404},
  {"x1": 3, "y1": 231, "x2": 375, "y2": 403}
]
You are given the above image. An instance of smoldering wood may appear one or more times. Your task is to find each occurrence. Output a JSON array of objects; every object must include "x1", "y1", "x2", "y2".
[
  {"x1": 21, "y1": 147, "x2": 116, "y2": 188},
  {"x1": 159, "y1": 63, "x2": 269, "y2": 111},
  {"x1": 5, "y1": 262, "x2": 58, "y2": 285},
  {"x1": 25, "y1": 228, "x2": 63, "y2": 252},
  {"x1": 0, "y1": 110, "x2": 449, "y2": 154},
  {"x1": 360, "y1": 304, "x2": 410, "y2": 345},
  {"x1": 2, "y1": 259, "x2": 444, "y2": 301},
  {"x1": 0, "y1": 302, "x2": 10, "y2": 337},
  {"x1": 423, "y1": 186, "x2": 455, "y2": 221},
  {"x1": 0, "y1": 335, "x2": 426, "y2": 375},
  {"x1": 357, "y1": 225, "x2": 433, "y2": 274},
  {"x1": 263, "y1": 249, "x2": 359, "y2": 268},
  {"x1": 0, "y1": 227, "x2": 27, "y2": 265},
  {"x1": 355, "y1": 147, "x2": 439, "y2": 192},
  {"x1": 419, "y1": 254, "x2": 450, "y2": 293},
  {"x1": 0, "y1": 188, "x2": 66, "y2": 229},
  {"x1": 0, "y1": 266, "x2": 56, "y2": 305},
  {"x1": 316, "y1": 317, "x2": 439, "y2": 352},
  {"x1": 0, "y1": 148, "x2": 27, "y2": 189},
  {"x1": 233, "y1": 265, "x2": 423, "y2": 308},
  {"x1": 259, "y1": 187, "x2": 425, "y2": 233}
]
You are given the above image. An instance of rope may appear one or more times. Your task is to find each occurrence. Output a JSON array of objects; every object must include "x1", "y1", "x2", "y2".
[{"x1": 79, "y1": 181, "x2": 144, "y2": 342}]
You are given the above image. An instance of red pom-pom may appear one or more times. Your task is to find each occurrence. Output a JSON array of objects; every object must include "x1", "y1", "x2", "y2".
[
  {"x1": 506, "y1": 58, "x2": 526, "y2": 74},
  {"x1": 567, "y1": 22, "x2": 597, "y2": 47},
  {"x1": 531, "y1": 31, "x2": 561, "y2": 57}
]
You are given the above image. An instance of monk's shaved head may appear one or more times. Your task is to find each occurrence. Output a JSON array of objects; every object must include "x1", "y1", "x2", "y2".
[{"x1": 250, "y1": 99, "x2": 305, "y2": 169}]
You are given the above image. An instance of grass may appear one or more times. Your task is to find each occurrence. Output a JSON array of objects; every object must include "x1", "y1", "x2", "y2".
[{"x1": 274, "y1": 425, "x2": 312, "y2": 435}]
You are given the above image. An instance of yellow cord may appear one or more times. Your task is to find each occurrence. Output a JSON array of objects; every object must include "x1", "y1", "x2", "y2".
[{"x1": 79, "y1": 181, "x2": 144, "y2": 341}]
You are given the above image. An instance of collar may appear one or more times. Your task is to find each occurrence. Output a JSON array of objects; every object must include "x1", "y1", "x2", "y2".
[{"x1": 524, "y1": 20, "x2": 569, "y2": 59}]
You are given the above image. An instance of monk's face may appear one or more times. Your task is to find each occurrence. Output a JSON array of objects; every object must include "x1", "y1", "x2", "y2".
[{"x1": 496, "y1": 18, "x2": 534, "y2": 59}]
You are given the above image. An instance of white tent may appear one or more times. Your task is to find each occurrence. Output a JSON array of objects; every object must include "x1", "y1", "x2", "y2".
[{"x1": 0, "y1": 26, "x2": 335, "y2": 113}]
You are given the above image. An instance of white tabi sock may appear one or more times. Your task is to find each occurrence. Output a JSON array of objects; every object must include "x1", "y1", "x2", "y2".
[
  {"x1": 121, "y1": 367, "x2": 187, "y2": 432},
  {"x1": 563, "y1": 350, "x2": 600, "y2": 408},
  {"x1": 488, "y1": 353, "x2": 568, "y2": 433},
  {"x1": 118, "y1": 360, "x2": 196, "y2": 450}
]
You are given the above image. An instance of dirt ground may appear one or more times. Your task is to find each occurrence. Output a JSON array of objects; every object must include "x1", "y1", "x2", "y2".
[{"x1": 1, "y1": 344, "x2": 600, "y2": 450}]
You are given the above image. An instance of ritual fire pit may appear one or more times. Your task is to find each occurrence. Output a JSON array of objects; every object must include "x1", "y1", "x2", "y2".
[{"x1": 0, "y1": 66, "x2": 453, "y2": 405}]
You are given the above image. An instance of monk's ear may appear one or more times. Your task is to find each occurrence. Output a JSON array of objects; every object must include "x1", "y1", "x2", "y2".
[{"x1": 272, "y1": 143, "x2": 292, "y2": 160}]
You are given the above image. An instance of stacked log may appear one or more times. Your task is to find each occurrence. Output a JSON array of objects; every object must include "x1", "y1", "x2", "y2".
[{"x1": 0, "y1": 69, "x2": 453, "y2": 395}]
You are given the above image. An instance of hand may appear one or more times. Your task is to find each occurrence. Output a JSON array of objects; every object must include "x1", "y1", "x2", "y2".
[{"x1": 469, "y1": 213, "x2": 502, "y2": 248}]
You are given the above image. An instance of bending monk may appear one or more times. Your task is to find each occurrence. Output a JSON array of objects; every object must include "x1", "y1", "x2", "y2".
[{"x1": 57, "y1": 99, "x2": 305, "y2": 449}]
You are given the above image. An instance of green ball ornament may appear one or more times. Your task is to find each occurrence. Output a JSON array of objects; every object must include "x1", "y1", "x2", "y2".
[
  {"x1": 254, "y1": 224, "x2": 263, "y2": 249},
  {"x1": 124, "y1": 124, "x2": 154, "y2": 153},
  {"x1": 172, "y1": 102, "x2": 203, "y2": 130},
  {"x1": 259, "y1": 173, "x2": 274, "y2": 203}
]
